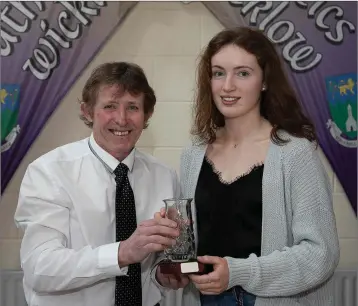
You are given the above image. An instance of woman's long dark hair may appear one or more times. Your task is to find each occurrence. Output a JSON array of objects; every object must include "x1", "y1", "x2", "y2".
[{"x1": 192, "y1": 27, "x2": 317, "y2": 145}]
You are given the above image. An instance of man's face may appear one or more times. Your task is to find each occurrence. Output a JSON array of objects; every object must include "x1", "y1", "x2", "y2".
[{"x1": 82, "y1": 84, "x2": 150, "y2": 160}]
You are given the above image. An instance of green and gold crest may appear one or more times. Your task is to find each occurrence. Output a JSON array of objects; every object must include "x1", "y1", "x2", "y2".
[
  {"x1": 1, "y1": 84, "x2": 21, "y2": 153},
  {"x1": 325, "y1": 73, "x2": 357, "y2": 148}
]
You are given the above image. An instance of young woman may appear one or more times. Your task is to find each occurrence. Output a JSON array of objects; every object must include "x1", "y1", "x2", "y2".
[{"x1": 178, "y1": 27, "x2": 339, "y2": 306}]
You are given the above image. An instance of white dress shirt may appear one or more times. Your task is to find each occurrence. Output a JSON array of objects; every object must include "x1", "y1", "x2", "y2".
[{"x1": 14, "y1": 134, "x2": 180, "y2": 306}]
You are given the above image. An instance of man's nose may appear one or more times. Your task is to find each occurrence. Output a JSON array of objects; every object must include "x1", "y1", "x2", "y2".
[{"x1": 115, "y1": 107, "x2": 128, "y2": 126}]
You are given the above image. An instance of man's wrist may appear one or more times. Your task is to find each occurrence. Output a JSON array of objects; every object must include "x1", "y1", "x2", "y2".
[{"x1": 117, "y1": 240, "x2": 131, "y2": 267}]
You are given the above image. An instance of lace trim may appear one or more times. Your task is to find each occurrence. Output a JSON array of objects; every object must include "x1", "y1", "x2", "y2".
[{"x1": 205, "y1": 156, "x2": 264, "y2": 185}]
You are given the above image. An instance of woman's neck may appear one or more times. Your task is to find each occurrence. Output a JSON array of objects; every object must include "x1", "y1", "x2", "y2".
[{"x1": 219, "y1": 113, "x2": 271, "y2": 147}]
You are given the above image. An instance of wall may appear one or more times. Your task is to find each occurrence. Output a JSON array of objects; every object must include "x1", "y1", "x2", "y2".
[{"x1": 1, "y1": 1, "x2": 357, "y2": 271}]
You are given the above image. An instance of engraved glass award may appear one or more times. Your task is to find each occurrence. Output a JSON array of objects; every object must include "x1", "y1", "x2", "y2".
[{"x1": 159, "y1": 198, "x2": 206, "y2": 274}]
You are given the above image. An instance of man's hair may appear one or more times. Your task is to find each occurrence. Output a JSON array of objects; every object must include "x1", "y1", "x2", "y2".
[{"x1": 80, "y1": 62, "x2": 156, "y2": 128}]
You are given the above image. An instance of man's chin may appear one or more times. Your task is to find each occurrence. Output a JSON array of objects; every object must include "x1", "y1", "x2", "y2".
[
  {"x1": 99, "y1": 142, "x2": 132, "y2": 157},
  {"x1": 113, "y1": 144, "x2": 135, "y2": 153}
]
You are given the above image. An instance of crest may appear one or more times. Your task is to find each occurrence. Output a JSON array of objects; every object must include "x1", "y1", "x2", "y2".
[
  {"x1": 1, "y1": 84, "x2": 21, "y2": 153},
  {"x1": 325, "y1": 73, "x2": 357, "y2": 148}
]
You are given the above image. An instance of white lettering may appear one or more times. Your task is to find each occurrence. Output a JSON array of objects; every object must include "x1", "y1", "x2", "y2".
[
  {"x1": 10, "y1": 2, "x2": 37, "y2": 20},
  {"x1": 240, "y1": 2, "x2": 273, "y2": 26},
  {"x1": 266, "y1": 20, "x2": 295, "y2": 43},
  {"x1": 1, "y1": 28, "x2": 20, "y2": 56},
  {"x1": 229, "y1": 0, "x2": 354, "y2": 71},
  {"x1": 282, "y1": 32, "x2": 322, "y2": 71},
  {"x1": 57, "y1": 1, "x2": 102, "y2": 26},
  {"x1": 21, "y1": 1, "x2": 106, "y2": 79},
  {"x1": 1, "y1": 5, "x2": 31, "y2": 33},
  {"x1": 295, "y1": 2, "x2": 308, "y2": 8},
  {"x1": 40, "y1": 19, "x2": 71, "y2": 49},
  {"x1": 316, "y1": 6, "x2": 343, "y2": 31},
  {"x1": 308, "y1": 2, "x2": 326, "y2": 17},
  {"x1": 325, "y1": 19, "x2": 355, "y2": 43},
  {"x1": 260, "y1": 2, "x2": 289, "y2": 30},
  {"x1": 93, "y1": 1, "x2": 106, "y2": 6},
  {"x1": 315, "y1": 5, "x2": 355, "y2": 43},
  {"x1": 32, "y1": 1, "x2": 46, "y2": 12},
  {"x1": 58, "y1": 11, "x2": 81, "y2": 40},
  {"x1": 22, "y1": 38, "x2": 58, "y2": 80}
]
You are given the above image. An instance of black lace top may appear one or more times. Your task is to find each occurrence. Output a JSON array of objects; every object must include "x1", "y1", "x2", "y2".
[{"x1": 194, "y1": 156, "x2": 263, "y2": 259}]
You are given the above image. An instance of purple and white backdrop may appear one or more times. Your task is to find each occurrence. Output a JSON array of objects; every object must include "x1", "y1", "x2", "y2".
[{"x1": 1, "y1": 1, "x2": 357, "y2": 216}]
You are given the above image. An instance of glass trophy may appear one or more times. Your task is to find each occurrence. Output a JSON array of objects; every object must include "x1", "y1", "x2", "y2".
[{"x1": 159, "y1": 198, "x2": 205, "y2": 275}]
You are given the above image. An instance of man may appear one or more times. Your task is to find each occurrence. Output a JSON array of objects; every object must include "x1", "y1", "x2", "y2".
[{"x1": 14, "y1": 62, "x2": 182, "y2": 306}]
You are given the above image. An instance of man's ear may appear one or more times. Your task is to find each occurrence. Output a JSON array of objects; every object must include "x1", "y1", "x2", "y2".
[
  {"x1": 80, "y1": 102, "x2": 93, "y2": 123},
  {"x1": 145, "y1": 111, "x2": 153, "y2": 122},
  {"x1": 144, "y1": 111, "x2": 153, "y2": 128}
]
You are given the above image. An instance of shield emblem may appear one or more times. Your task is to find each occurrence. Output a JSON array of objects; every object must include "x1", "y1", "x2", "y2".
[
  {"x1": 1, "y1": 84, "x2": 21, "y2": 153},
  {"x1": 325, "y1": 73, "x2": 357, "y2": 148}
]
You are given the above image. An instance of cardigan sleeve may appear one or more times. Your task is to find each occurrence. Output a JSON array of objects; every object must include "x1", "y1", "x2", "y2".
[{"x1": 225, "y1": 140, "x2": 340, "y2": 297}]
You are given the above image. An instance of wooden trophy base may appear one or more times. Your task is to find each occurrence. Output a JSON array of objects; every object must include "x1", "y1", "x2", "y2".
[{"x1": 159, "y1": 260, "x2": 212, "y2": 275}]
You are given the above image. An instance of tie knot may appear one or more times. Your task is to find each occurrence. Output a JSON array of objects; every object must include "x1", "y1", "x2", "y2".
[{"x1": 114, "y1": 163, "x2": 129, "y2": 183}]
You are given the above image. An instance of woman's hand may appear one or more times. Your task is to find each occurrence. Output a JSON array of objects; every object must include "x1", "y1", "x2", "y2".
[{"x1": 188, "y1": 256, "x2": 229, "y2": 295}]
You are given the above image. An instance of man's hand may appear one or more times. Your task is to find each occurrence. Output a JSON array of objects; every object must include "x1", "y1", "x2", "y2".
[
  {"x1": 154, "y1": 207, "x2": 166, "y2": 220},
  {"x1": 155, "y1": 264, "x2": 190, "y2": 290},
  {"x1": 118, "y1": 217, "x2": 179, "y2": 267},
  {"x1": 188, "y1": 256, "x2": 229, "y2": 295}
]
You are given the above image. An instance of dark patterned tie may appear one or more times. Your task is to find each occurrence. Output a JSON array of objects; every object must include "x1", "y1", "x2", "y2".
[{"x1": 114, "y1": 163, "x2": 142, "y2": 306}]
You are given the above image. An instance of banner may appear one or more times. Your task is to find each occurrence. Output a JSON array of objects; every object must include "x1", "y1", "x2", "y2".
[
  {"x1": 204, "y1": 1, "x2": 357, "y2": 214},
  {"x1": 1, "y1": 1, "x2": 137, "y2": 193}
]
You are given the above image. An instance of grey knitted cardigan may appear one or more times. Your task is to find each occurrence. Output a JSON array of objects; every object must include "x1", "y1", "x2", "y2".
[{"x1": 167, "y1": 132, "x2": 340, "y2": 306}]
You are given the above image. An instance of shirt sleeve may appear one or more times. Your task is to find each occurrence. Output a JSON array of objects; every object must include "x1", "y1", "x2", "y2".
[
  {"x1": 98, "y1": 243, "x2": 129, "y2": 275},
  {"x1": 15, "y1": 161, "x2": 128, "y2": 294},
  {"x1": 150, "y1": 253, "x2": 171, "y2": 293}
]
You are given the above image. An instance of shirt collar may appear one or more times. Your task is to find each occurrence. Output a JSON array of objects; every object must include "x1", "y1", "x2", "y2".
[{"x1": 89, "y1": 133, "x2": 135, "y2": 173}]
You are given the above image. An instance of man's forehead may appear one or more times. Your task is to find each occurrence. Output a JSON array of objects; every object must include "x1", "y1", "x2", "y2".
[{"x1": 98, "y1": 84, "x2": 143, "y2": 101}]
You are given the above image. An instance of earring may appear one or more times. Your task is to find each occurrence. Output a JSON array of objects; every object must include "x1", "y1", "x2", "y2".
[{"x1": 262, "y1": 85, "x2": 266, "y2": 91}]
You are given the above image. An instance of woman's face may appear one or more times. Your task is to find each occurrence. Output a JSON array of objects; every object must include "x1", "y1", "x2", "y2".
[{"x1": 211, "y1": 44, "x2": 265, "y2": 120}]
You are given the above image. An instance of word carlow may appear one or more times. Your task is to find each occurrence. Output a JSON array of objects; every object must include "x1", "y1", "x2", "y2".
[{"x1": 229, "y1": 1, "x2": 355, "y2": 72}]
